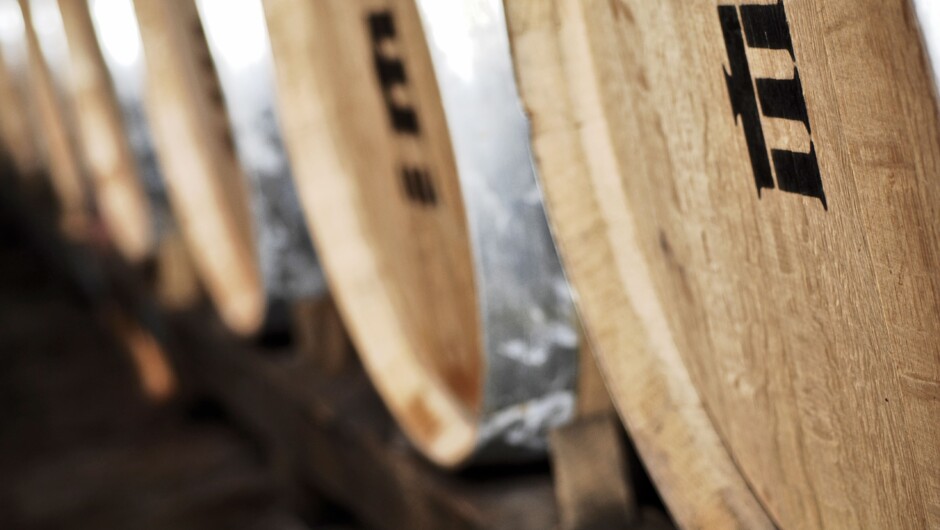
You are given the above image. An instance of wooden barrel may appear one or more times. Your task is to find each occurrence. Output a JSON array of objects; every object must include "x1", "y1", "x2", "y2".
[
  {"x1": 27, "y1": 0, "x2": 152, "y2": 261},
  {"x1": 86, "y1": 0, "x2": 171, "y2": 249},
  {"x1": 193, "y1": 0, "x2": 325, "y2": 321},
  {"x1": 19, "y1": 0, "x2": 92, "y2": 239},
  {"x1": 87, "y1": 0, "x2": 200, "y2": 309},
  {"x1": 0, "y1": 0, "x2": 43, "y2": 181},
  {"x1": 132, "y1": 0, "x2": 323, "y2": 336},
  {"x1": 507, "y1": 1, "x2": 940, "y2": 528},
  {"x1": 263, "y1": 0, "x2": 584, "y2": 466}
]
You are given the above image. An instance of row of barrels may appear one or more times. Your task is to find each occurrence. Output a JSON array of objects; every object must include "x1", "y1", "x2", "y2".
[{"x1": 0, "y1": 1, "x2": 937, "y2": 528}]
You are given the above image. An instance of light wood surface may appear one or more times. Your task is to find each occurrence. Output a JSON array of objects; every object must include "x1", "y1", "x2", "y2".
[
  {"x1": 0, "y1": 0, "x2": 43, "y2": 181},
  {"x1": 507, "y1": 0, "x2": 940, "y2": 528},
  {"x1": 264, "y1": 0, "x2": 593, "y2": 466},
  {"x1": 549, "y1": 414, "x2": 638, "y2": 530},
  {"x1": 57, "y1": 0, "x2": 152, "y2": 262},
  {"x1": 0, "y1": 52, "x2": 33, "y2": 173},
  {"x1": 133, "y1": 0, "x2": 263, "y2": 335},
  {"x1": 264, "y1": 0, "x2": 483, "y2": 465},
  {"x1": 193, "y1": 0, "x2": 325, "y2": 309},
  {"x1": 19, "y1": 0, "x2": 90, "y2": 239},
  {"x1": 153, "y1": 228, "x2": 201, "y2": 311}
]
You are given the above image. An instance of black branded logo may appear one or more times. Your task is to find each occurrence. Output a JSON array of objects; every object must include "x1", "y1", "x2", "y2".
[
  {"x1": 719, "y1": 0, "x2": 826, "y2": 209},
  {"x1": 368, "y1": 11, "x2": 438, "y2": 207}
]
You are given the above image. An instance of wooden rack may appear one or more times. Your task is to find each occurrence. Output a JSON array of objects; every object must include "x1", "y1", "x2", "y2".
[{"x1": 0, "y1": 174, "x2": 674, "y2": 530}]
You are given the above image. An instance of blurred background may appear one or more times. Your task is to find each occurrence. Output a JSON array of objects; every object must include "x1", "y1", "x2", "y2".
[{"x1": 0, "y1": 190, "x2": 672, "y2": 529}]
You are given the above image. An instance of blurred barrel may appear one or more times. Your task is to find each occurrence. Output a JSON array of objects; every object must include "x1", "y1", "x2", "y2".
[
  {"x1": 27, "y1": 0, "x2": 152, "y2": 260},
  {"x1": 87, "y1": 0, "x2": 198, "y2": 308},
  {"x1": 507, "y1": 1, "x2": 940, "y2": 528},
  {"x1": 86, "y1": 0, "x2": 169, "y2": 248},
  {"x1": 0, "y1": 0, "x2": 43, "y2": 181},
  {"x1": 132, "y1": 0, "x2": 323, "y2": 336},
  {"x1": 19, "y1": 0, "x2": 91, "y2": 239},
  {"x1": 263, "y1": 0, "x2": 582, "y2": 466},
  {"x1": 193, "y1": 0, "x2": 325, "y2": 327}
]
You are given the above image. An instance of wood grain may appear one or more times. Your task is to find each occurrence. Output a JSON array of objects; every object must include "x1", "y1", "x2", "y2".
[
  {"x1": 507, "y1": 0, "x2": 940, "y2": 528},
  {"x1": 133, "y1": 0, "x2": 263, "y2": 335},
  {"x1": 549, "y1": 414, "x2": 638, "y2": 530}
]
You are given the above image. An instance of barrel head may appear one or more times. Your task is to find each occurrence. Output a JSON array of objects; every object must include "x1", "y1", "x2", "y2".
[
  {"x1": 57, "y1": 0, "x2": 153, "y2": 262},
  {"x1": 88, "y1": 0, "x2": 172, "y2": 243},
  {"x1": 0, "y1": 0, "x2": 43, "y2": 180},
  {"x1": 265, "y1": 0, "x2": 580, "y2": 466},
  {"x1": 194, "y1": 0, "x2": 326, "y2": 308},
  {"x1": 20, "y1": 0, "x2": 92, "y2": 239},
  {"x1": 508, "y1": 0, "x2": 940, "y2": 528},
  {"x1": 133, "y1": 0, "x2": 265, "y2": 335}
]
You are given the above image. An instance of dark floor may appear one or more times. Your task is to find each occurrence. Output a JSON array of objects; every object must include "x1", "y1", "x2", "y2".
[{"x1": 0, "y1": 224, "x2": 320, "y2": 530}]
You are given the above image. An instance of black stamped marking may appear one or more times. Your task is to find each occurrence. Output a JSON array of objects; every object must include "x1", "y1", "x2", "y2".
[
  {"x1": 401, "y1": 166, "x2": 437, "y2": 206},
  {"x1": 719, "y1": 0, "x2": 827, "y2": 210},
  {"x1": 368, "y1": 11, "x2": 420, "y2": 134},
  {"x1": 367, "y1": 10, "x2": 437, "y2": 207}
]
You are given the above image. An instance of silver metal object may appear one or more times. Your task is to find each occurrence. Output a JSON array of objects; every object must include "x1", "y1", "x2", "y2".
[
  {"x1": 415, "y1": 0, "x2": 580, "y2": 461},
  {"x1": 88, "y1": 0, "x2": 170, "y2": 236},
  {"x1": 195, "y1": 0, "x2": 325, "y2": 302}
]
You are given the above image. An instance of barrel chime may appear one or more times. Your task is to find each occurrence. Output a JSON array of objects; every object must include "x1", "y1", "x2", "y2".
[{"x1": 0, "y1": 0, "x2": 937, "y2": 527}]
